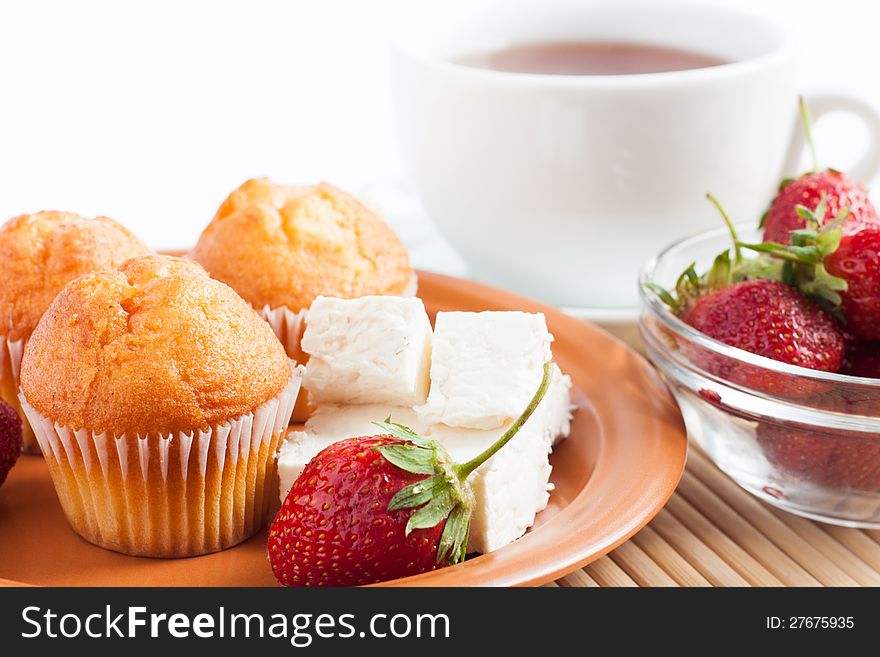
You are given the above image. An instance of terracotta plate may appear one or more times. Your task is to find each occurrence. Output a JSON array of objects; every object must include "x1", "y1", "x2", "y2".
[{"x1": 0, "y1": 271, "x2": 686, "y2": 587}]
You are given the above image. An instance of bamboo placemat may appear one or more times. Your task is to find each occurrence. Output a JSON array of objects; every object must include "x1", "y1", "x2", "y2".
[{"x1": 549, "y1": 445, "x2": 880, "y2": 587}]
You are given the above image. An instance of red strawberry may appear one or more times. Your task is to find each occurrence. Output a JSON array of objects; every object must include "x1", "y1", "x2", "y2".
[
  {"x1": 758, "y1": 423, "x2": 880, "y2": 492},
  {"x1": 761, "y1": 170, "x2": 877, "y2": 244},
  {"x1": 840, "y1": 341, "x2": 880, "y2": 378},
  {"x1": 757, "y1": 423, "x2": 836, "y2": 481},
  {"x1": 268, "y1": 362, "x2": 552, "y2": 587},
  {"x1": 682, "y1": 279, "x2": 845, "y2": 373},
  {"x1": 269, "y1": 436, "x2": 446, "y2": 586},
  {"x1": 749, "y1": 198, "x2": 880, "y2": 341},
  {"x1": 826, "y1": 440, "x2": 880, "y2": 491},
  {"x1": 761, "y1": 99, "x2": 878, "y2": 243},
  {"x1": 823, "y1": 226, "x2": 880, "y2": 340},
  {"x1": 0, "y1": 399, "x2": 23, "y2": 488},
  {"x1": 808, "y1": 341, "x2": 880, "y2": 416}
]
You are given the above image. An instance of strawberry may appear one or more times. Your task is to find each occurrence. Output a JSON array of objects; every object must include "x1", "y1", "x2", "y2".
[
  {"x1": 758, "y1": 423, "x2": 880, "y2": 492},
  {"x1": 823, "y1": 226, "x2": 880, "y2": 340},
  {"x1": 761, "y1": 99, "x2": 878, "y2": 243},
  {"x1": 761, "y1": 170, "x2": 877, "y2": 244},
  {"x1": 747, "y1": 198, "x2": 880, "y2": 341},
  {"x1": 826, "y1": 440, "x2": 880, "y2": 491},
  {"x1": 0, "y1": 399, "x2": 23, "y2": 488},
  {"x1": 682, "y1": 279, "x2": 844, "y2": 373},
  {"x1": 825, "y1": 341, "x2": 880, "y2": 416},
  {"x1": 269, "y1": 436, "x2": 447, "y2": 586},
  {"x1": 268, "y1": 362, "x2": 552, "y2": 587},
  {"x1": 756, "y1": 423, "x2": 836, "y2": 481},
  {"x1": 840, "y1": 341, "x2": 880, "y2": 378}
]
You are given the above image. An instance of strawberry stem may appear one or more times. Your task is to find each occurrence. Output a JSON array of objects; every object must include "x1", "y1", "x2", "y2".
[
  {"x1": 706, "y1": 193, "x2": 741, "y2": 263},
  {"x1": 454, "y1": 362, "x2": 552, "y2": 480},
  {"x1": 799, "y1": 96, "x2": 819, "y2": 173}
]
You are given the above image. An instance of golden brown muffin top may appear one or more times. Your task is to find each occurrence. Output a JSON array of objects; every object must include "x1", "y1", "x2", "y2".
[
  {"x1": 0, "y1": 211, "x2": 152, "y2": 342},
  {"x1": 191, "y1": 179, "x2": 414, "y2": 312},
  {"x1": 20, "y1": 255, "x2": 291, "y2": 437}
]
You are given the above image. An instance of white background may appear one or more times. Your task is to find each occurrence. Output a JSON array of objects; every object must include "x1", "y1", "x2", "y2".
[{"x1": 2, "y1": 0, "x2": 879, "y2": 268}]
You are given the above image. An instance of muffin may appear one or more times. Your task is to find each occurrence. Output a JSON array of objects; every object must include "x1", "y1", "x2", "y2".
[
  {"x1": 18, "y1": 255, "x2": 302, "y2": 557},
  {"x1": 0, "y1": 211, "x2": 151, "y2": 454},
  {"x1": 191, "y1": 179, "x2": 416, "y2": 365}
]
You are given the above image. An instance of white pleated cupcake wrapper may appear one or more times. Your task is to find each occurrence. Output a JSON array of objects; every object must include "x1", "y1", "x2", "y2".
[
  {"x1": 258, "y1": 305, "x2": 308, "y2": 358},
  {"x1": 19, "y1": 364, "x2": 303, "y2": 558},
  {"x1": 2, "y1": 337, "x2": 24, "y2": 380},
  {"x1": 0, "y1": 336, "x2": 38, "y2": 453}
]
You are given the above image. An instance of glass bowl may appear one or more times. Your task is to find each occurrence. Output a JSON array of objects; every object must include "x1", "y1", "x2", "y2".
[{"x1": 640, "y1": 224, "x2": 880, "y2": 527}]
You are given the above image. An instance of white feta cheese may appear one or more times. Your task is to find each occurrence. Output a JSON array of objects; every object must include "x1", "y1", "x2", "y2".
[
  {"x1": 277, "y1": 404, "x2": 426, "y2": 502},
  {"x1": 301, "y1": 296, "x2": 433, "y2": 406},
  {"x1": 427, "y1": 364, "x2": 572, "y2": 553},
  {"x1": 417, "y1": 311, "x2": 553, "y2": 430}
]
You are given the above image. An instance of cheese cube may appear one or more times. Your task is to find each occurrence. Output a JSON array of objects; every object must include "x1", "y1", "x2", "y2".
[
  {"x1": 301, "y1": 296, "x2": 432, "y2": 406},
  {"x1": 417, "y1": 311, "x2": 553, "y2": 430},
  {"x1": 428, "y1": 364, "x2": 572, "y2": 553},
  {"x1": 278, "y1": 404, "x2": 426, "y2": 502}
]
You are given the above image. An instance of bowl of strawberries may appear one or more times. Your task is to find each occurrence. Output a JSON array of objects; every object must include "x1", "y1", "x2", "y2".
[{"x1": 640, "y1": 102, "x2": 880, "y2": 527}]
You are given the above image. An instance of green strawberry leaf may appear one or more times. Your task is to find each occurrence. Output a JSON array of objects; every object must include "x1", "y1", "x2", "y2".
[
  {"x1": 737, "y1": 241, "x2": 773, "y2": 253},
  {"x1": 375, "y1": 443, "x2": 438, "y2": 475},
  {"x1": 788, "y1": 245, "x2": 821, "y2": 263},
  {"x1": 436, "y1": 504, "x2": 471, "y2": 565},
  {"x1": 645, "y1": 261, "x2": 706, "y2": 315},
  {"x1": 806, "y1": 278, "x2": 847, "y2": 322},
  {"x1": 796, "y1": 204, "x2": 816, "y2": 222},
  {"x1": 387, "y1": 474, "x2": 446, "y2": 511},
  {"x1": 790, "y1": 228, "x2": 818, "y2": 243},
  {"x1": 816, "y1": 229, "x2": 842, "y2": 257},
  {"x1": 820, "y1": 270, "x2": 848, "y2": 291},
  {"x1": 738, "y1": 241, "x2": 820, "y2": 264},
  {"x1": 796, "y1": 197, "x2": 825, "y2": 223},
  {"x1": 705, "y1": 250, "x2": 732, "y2": 292},
  {"x1": 801, "y1": 264, "x2": 848, "y2": 300},
  {"x1": 736, "y1": 241, "x2": 795, "y2": 257},
  {"x1": 373, "y1": 418, "x2": 433, "y2": 448},
  {"x1": 644, "y1": 282, "x2": 677, "y2": 308},
  {"x1": 675, "y1": 263, "x2": 700, "y2": 297},
  {"x1": 736, "y1": 253, "x2": 783, "y2": 281},
  {"x1": 781, "y1": 260, "x2": 795, "y2": 286},
  {"x1": 405, "y1": 488, "x2": 455, "y2": 535}
]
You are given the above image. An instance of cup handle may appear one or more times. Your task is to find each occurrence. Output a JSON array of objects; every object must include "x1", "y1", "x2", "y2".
[{"x1": 781, "y1": 93, "x2": 880, "y2": 184}]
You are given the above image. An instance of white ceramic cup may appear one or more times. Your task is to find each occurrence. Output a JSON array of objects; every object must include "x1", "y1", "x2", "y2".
[{"x1": 390, "y1": 0, "x2": 880, "y2": 311}]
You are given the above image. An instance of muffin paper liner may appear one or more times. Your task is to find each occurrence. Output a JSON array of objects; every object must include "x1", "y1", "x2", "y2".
[
  {"x1": 258, "y1": 305, "x2": 308, "y2": 361},
  {"x1": 20, "y1": 364, "x2": 303, "y2": 558},
  {"x1": 1, "y1": 336, "x2": 38, "y2": 454}
]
